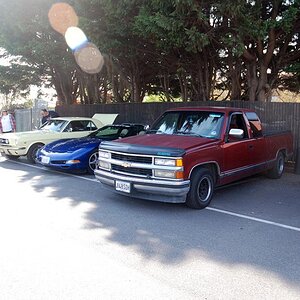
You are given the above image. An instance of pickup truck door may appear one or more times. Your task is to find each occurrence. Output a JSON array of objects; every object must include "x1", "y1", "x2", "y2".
[
  {"x1": 221, "y1": 113, "x2": 254, "y2": 181},
  {"x1": 244, "y1": 112, "x2": 268, "y2": 170}
]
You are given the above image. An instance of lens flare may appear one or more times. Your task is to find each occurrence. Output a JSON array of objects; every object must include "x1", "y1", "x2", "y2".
[
  {"x1": 74, "y1": 43, "x2": 104, "y2": 74},
  {"x1": 48, "y1": 3, "x2": 78, "y2": 35},
  {"x1": 65, "y1": 27, "x2": 88, "y2": 51}
]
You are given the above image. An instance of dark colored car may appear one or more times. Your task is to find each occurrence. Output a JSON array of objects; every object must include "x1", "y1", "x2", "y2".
[{"x1": 36, "y1": 124, "x2": 146, "y2": 174}]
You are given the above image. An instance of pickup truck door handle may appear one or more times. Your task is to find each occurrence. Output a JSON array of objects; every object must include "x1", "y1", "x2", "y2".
[{"x1": 248, "y1": 145, "x2": 254, "y2": 149}]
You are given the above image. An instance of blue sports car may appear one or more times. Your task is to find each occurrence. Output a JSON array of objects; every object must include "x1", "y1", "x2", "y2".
[{"x1": 36, "y1": 124, "x2": 146, "y2": 174}]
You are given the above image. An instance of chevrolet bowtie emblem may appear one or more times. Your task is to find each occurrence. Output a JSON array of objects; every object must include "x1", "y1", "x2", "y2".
[{"x1": 121, "y1": 162, "x2": 132, "y2": 168}]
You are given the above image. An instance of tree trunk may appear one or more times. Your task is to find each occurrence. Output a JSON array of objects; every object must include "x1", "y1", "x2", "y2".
[
  {"x1": 246, "y1": 62, "x2": 258, "y2": 102},
  {"x1": 229, "y1": 56, "x2": 242, "y2": 101},
  {"x1": 257, "y1": 64, "x2": 268, "y2": 102},
  {"x1": 177, "y1": 72, "x2": 188, "y2": 102}
]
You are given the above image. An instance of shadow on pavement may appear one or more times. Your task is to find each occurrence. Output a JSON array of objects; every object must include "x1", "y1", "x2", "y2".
[{"x1": 1, "y1": 157, "x2": 300, "y2": 286}]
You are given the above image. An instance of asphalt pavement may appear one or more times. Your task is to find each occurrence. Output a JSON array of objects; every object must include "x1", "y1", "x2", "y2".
[{"x1": 0, "y1": 156, "x2": 299, "y2": 299}]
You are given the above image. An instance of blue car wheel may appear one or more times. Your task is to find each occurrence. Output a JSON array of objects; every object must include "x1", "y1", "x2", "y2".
[{"x1": 87, "y1": 150, "x2": 99, "y2": 174}]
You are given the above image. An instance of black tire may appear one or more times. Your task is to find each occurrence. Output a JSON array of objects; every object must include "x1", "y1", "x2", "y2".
[
  {"x1": 266, "y1": 151, "x2": 285, "y2": 179},
  {"x1": 27, "y1": 143, "x2": 44, "y2": 164},
  {"x1": 87, "y1": 150, "x2": 99, "y2": 175},
  {"x1": 186, "y1": 168, "x2": 215, "y2": 209}
]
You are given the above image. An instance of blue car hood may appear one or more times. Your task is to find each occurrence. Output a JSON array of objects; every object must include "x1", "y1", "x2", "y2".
[{"x1": 44, "y1": 137, "x2": 101, "y2": 153}]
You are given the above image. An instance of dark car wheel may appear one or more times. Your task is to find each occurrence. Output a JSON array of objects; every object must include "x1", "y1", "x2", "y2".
[
  {"x1": 87, "y1": 150, "x2": 99, "y2": 175},
  {"x1": 186, "y1": 168, "x2": 215, "y2": 209},
  {"x1": 27, "y1": 143, "x2": 44, "y2": 164},
  {"x1": 266, "y1": 151, "x2": 285, "y2": 179}
]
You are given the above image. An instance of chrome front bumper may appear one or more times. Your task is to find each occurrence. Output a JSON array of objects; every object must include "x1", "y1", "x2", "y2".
[
  {"x1": 94, "y1": 169, "x2": 190, "y2": 203},
  {"x1": 0, "y1": 145, "x2": 27, "y2": 156}
]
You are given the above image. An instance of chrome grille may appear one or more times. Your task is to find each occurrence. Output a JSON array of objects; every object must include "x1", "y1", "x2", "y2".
[
  {"x1": 112, "y1": 164, "x2": 152, "y2": 177},
  {"x1": 111, "y1": 153, "x2": 152, "y2": 164}
]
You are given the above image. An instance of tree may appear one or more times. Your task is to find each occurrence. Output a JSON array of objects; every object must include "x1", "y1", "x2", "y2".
[
  {"x1": 218, "y1": 0, "x2": 300, "y2": 101},
  {"x1": 0, "y1": 0, "x2": 299, "y2": 104},
  {"x1": 0, "y1": 0, "x2": 82, "y2": 105}
]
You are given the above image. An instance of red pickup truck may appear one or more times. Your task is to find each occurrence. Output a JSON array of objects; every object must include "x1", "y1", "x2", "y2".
[{"x1": 95, "y1": 107, "x2": 293, "y2": 209}]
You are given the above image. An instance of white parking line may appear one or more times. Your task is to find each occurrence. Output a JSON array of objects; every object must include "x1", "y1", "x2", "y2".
[
  {"x1": 3, "y1": 157, "x2": 300, "y2": 233},
  {"x1": 206, "y1": 207, "x2": 300, "y2": 232},
  {"x1": 6, "y1": 159, "x2": 98, "y2": 183}
]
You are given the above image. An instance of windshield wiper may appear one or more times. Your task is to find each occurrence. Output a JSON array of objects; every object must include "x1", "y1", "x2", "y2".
[
  {"x1": 146, "y1": 129, "x2": 165, "y2": 134},
  {"x1": 176, "y1": 131, "x2": 205, "y2": 138}
]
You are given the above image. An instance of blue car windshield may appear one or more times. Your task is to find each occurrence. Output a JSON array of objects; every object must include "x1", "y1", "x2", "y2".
[
  {"x1": 150, "y1": 111, "x2": 225, "y2": 139},
  {"x1": 41, "y1": 120, "x2": 68, "y2": 132}
]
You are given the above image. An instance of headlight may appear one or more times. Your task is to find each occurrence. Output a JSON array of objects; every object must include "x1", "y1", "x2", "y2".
[
  {"x1": 154, "y1": 158, "x2": 183, "y2": 166},
  {"x1": 98, "y1": 151, "x2": 111, "y2": 159},
  {"x1": 0, "y1": 138, "x2": 9, "y2": 144},
  {"x1": 99, "y1": 161, "x2": 111, "y2": 170},
  {"x1": 66, "y1": 160, "x2": 81, "y2": 164},
  {"x1": 154, "y1": 169, "x2": 183, "y2": 179}
]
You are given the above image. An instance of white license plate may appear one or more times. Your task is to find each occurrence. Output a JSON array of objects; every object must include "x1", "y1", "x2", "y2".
[
  {"x1": 115, "y1": 180, "x2": 131, "y2": 193},
  {"x1": 41, "y1": 156, "x2": 50, "y2": 164}
]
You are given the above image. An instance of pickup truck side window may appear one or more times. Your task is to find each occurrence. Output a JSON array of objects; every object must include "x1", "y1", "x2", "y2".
[
  {"x1": 227, "y1": 113, "x2": 249, "y2": 142},
  {"x1": 245, "y1": 112, "x2": 263, "y2": 138}
]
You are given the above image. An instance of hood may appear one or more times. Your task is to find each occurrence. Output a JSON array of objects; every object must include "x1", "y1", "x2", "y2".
[
  {"x1": 1, "y1": 130, "x2": 47, "y2": 139},
  {"x1": 92, "y1": 113, "x2": 119, "y2": 126},
  {"x1": 118, "y1": 134, "x2": 218, "y2": 150},
  {"x1": 100, "y1": 134, "x2": 219, "y2": 157},
  {"x1": 0, "y1": 130, "x2": 54, "y2": 143},
  {"x1": 44, "y1": 137, "x2": 101, "y2": 153}
]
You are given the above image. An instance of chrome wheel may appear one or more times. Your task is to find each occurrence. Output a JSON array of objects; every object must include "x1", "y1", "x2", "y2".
[
  {"x1": 266, "y1": 152, "x2": 285, "y2": 179},
  {"x1": 88, "y1": 151, "x2": 98, "y2": 174},
  {"x1": 277, "y1": 155, "x2": 284, "y2": 175}
]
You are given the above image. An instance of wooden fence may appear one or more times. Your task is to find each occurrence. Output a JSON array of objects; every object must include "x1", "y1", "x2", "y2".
[{"x1": 56, "y1": 101, "x2": 300, "y2": 164}]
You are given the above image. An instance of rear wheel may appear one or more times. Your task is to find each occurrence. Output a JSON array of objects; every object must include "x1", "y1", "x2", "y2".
[
  {"x1": 87, "y1": 150, "x2": 98, "y2": 175},
  {"x1": 27, "y1": 143, "x2": 44, "y2": 164},
  {"x1": 186, "y1": 168, "x2": 215, "y2": 209},
  {"x1": 266, "y1": 151, "x2": 285, "y2": 179}
]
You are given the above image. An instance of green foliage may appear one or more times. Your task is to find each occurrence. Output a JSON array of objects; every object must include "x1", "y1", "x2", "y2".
[{"x1": 0, "y1": 0, "x2": 299, "y2": 103}]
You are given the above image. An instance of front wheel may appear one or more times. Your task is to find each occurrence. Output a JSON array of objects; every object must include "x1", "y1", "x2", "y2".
[
  {"x1": 186, "y1": 168, "x2": 215, "y2": 209},
  {"x1": 87, "y1": 150, "x2": 99, "y2": 175},
  {"x1": 266, "y1": 152, "x2": 285, "y2": 179},
  {"x1": 27, "y1": 143, "x2": 44, "y2": 164}
]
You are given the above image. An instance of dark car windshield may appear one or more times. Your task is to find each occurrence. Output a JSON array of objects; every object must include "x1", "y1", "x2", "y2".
[
  {"x1": 88, "y1": 125, "x2": 142, "y2": 139},
  {"x1": 150, "y1": 111, "x2": 225, "y2": 139}
]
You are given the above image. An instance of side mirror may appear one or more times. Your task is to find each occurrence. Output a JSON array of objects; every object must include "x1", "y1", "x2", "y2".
[{"x1": 229, "y1": 128, "x2": 244, "y2": 139}]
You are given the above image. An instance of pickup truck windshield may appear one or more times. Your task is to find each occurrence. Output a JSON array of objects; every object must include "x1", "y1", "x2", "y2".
[
  {"x1": 150, "y1": 111, "x2": 225, "y2": 139},
  {"x1": 41, "y1": 120, "x2": 68, "y2": 132}
]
